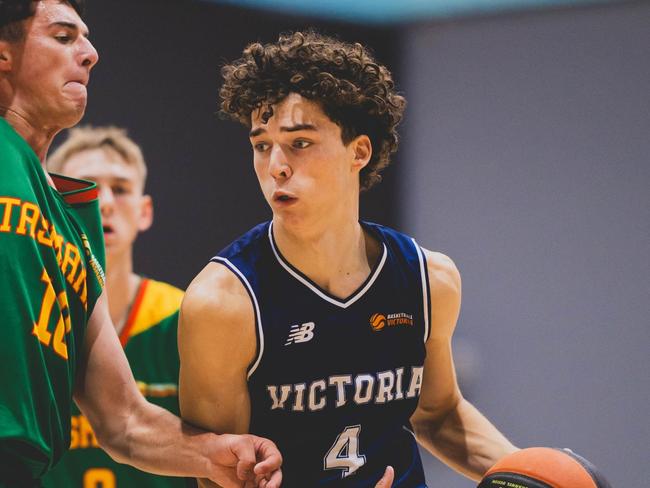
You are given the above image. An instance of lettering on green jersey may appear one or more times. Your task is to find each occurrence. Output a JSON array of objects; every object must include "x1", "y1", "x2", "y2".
[
  {"x1": 69, "y1": 414, "x2": 100, "y2": 450},
  {"x1": 0, "y1": 196, "x2": 104, "y2": 308}
]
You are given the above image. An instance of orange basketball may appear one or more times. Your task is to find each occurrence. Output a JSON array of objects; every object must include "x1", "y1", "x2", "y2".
[{"x1": 477, "y1": 447, "x2": 612, "y2": 488}]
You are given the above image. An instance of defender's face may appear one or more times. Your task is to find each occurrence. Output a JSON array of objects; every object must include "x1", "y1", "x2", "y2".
[
  {"x1": 59, "y1": 148, "x2": 152, "y2": 259},
  {"x1": 8, "y1": 0, "x2": 98, "y2": 129},
  {"x1": 249, "y1": 93, "x2": 363, "y2": 226}
]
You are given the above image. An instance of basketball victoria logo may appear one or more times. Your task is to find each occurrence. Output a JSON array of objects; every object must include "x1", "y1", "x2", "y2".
[
  {"x1": 285, "y1": 321, "x2": 316, "y2": 345},
  {"x1": 369, "y1": 312, "x2": 414, "y2": 332}
]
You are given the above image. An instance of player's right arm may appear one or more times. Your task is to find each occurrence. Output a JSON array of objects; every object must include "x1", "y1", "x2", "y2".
[
  {"x1": 74, "y1": 290, "x2": 281, "y2": 487},
  {"x1": 178, "y1": 261, "x2": 260, "y2": 487}
]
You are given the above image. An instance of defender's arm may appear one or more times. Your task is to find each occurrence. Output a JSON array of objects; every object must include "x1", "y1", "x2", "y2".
[{"x1": 74, "y1": 290, "x2": 280, "y2": 487}]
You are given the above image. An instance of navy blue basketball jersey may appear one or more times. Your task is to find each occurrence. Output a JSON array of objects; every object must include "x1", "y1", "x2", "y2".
[{"x1": 213, "y1": 221, "x2": 431, "y2": 487}]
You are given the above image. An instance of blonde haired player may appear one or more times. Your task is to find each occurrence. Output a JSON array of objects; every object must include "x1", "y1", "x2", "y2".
[{"x1": 42, "y1": 125, "x2": 193, "y2": 487}]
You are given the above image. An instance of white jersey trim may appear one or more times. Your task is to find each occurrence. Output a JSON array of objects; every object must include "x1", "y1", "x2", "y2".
[
  {"x1": 212, "y1": 256, "x2": 264, "y2": 379},
  {"x1": 268, "y1": 222, "x2": 387, "y2": 309},
  {"x1": 402, "y1": 424, "x2": 416, "y2": 438},
  {"x1": 412, "y1": 239, "x2": 431, "y2": 343}
]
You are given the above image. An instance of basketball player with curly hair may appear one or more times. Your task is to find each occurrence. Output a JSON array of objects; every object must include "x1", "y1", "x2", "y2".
[{"x1": 179, "y1": 31, "x2": 517, "y2": 487}]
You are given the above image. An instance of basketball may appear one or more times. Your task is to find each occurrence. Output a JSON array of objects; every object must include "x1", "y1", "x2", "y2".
[{"x1": 477, "y1": 447, "x2": 612, "y2": 488}]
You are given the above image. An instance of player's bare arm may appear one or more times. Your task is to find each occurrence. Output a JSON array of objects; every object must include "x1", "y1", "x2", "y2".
[
  {"x1": 410, "y1": 250, "x2": 517, "y2": 481},
  {"x1": 179, "y1": 261, "x2": 276, "y2": 487},
  {"x1": 74, "y1": 291, "x2": 281, "y2": 487}
]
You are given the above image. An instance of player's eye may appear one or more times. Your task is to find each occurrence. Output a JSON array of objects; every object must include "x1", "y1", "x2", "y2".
[
  {"x1": 54, "y1": 34, "x2": 72, "y2": 43},
  {"x1": 112, "y1": 186, "x2": 128, "y2": 196},
  {"x1": 292, "y1": 139, "x2": 311, "y2": 149},
  {"x1": 254, "y1": 142, "x2": 270, "y2": 152}
]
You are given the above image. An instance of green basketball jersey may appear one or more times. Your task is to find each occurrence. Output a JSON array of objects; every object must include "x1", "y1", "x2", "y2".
[
  {"x1": 43, "y1": 278, "x2": 195, "y2": 488},
  {"x1": 0, "y1": 118, "x2": 106, "y2": 480}
]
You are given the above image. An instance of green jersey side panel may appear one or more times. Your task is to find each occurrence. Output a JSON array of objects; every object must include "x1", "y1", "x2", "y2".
[
  {"x1": 43, "y1": 279, "x2": 194, "y2": 488},
  {"x1": 0, "y1": 118, "x2": 105, "y2": 478}
]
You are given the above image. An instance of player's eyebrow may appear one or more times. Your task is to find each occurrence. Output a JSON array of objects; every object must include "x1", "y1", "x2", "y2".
[
  {"x1": 49, "y1": 21, "x2": 89, "y2": 37},
  {"x1": 80, "y1": 176, "x2": 132, "y2": 184},
  {"x1": 249, "y1": 124, "x2": 317, "y2": 138},
  {"x1": 110, "y1": 177, "x2": 133, "y2": 185},
  {"x1": 280, "y1": 124, "x2": 317, "y2": 133}
]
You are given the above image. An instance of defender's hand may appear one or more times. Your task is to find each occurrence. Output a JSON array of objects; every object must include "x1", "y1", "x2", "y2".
[{"x1": 206, "y1": 433, "x2": 282, "y2": 487}]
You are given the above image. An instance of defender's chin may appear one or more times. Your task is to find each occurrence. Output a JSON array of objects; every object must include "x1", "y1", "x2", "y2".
[{"x1": 58, "y1": 102, "x2": 87, "y2": 129}]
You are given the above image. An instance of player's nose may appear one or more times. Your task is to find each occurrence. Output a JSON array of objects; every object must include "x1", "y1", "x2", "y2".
[
  {"x1": 98, "y1": 187, "x2": 115, "y2": 215},
  {"x1": 269, "y1": 146, "x2": 292, "y2": 180},
  {"x1": 78, "y1": 36, "x2": 99, "y2": 70}
]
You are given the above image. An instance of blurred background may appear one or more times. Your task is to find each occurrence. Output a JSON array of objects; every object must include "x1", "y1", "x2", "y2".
[{"x1": 73, "y1": 0, "x2": 648, "y2": 486}]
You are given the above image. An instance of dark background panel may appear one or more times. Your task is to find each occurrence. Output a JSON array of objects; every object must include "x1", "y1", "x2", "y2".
[{"x1": 78, "y1": 0, "x2": 401, "y2": 288}]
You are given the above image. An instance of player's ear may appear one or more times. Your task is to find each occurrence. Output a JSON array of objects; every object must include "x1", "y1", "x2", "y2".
[
  {"x1": 351, "y1": 135, "x2": 372, "y2": 171},
  {"x1": 0, "y1": 42, "x2": 13, "y2": 72},
  {"x1": 137, "y1": 194, "x2": 153, "y2": 232}
]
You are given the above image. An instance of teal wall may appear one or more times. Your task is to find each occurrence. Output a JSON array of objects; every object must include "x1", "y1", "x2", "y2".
[{"x1": 204, "y1": 0, "x2": 610, "y2": 23}]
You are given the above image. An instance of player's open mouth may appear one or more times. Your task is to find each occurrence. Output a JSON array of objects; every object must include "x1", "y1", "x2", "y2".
[
  {"x1": 102, "y1": 225, "x2": 114, "y2": 235},
  {"x1": 273, "y1": 191, "x2": 297, "y2": 204}
]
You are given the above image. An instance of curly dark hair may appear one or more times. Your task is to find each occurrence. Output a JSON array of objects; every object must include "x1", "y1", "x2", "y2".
[
  {"x1": 220, "y1": 31, "x2": 406, "y2": 192},
  {"x1": 0, "y1": 0, "x2": 85, "y2": 41}
]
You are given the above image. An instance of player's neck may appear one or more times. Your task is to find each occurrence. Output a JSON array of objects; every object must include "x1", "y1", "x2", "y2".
[
  {"x1": 1, "y1": 107, "x2": 58, "y2": 164},
  {"x1": 105, "y1": 253, "x2": 139, "y2": 333},
  {"x1": 273, "y1": 217, "x2": 381, "y2": 299}
]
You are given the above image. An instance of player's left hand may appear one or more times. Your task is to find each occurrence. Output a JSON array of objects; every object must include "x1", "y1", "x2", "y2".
[{"x1": 205, "y1": 433, "x2": 282, "y2": 487}]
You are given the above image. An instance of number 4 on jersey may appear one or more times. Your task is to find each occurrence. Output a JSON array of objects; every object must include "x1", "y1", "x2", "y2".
[{"x1": 324, "y1": 425, "x2": 366, "y2": 478}]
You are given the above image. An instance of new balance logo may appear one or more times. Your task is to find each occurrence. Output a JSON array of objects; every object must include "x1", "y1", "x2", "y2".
[{"x1": 285, "y1": 322, "x2": 316, "y2": 345}]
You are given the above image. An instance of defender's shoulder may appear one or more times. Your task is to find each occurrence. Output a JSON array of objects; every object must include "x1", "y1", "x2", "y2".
[{"x1": 143, "y1": 278, "x2": 184, "y2": 306}]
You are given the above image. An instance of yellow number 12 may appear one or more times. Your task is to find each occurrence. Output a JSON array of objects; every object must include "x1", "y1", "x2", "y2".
[{"x1": 32, "y1": 268, "x2": 72, "y2": 360}]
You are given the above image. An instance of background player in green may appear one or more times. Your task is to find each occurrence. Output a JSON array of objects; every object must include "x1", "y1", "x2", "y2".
[
  {"x1": 42, "y1": 126, "x2": 194, "y2": 487},
  {"x1": 0, "y1": 1, "x2": 282, "y2": 486}
]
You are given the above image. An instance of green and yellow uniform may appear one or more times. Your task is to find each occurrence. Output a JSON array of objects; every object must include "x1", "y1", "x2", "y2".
[
  {"x1": 43, "y1": 278, "x2": 194, "y2": 488},
  {"x1": 0, "y1": 119, "x2": 106, "y2": 484}
]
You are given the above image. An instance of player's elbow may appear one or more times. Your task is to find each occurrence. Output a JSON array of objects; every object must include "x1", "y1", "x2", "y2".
[
  {"x1": 93, "y1": 422, "x2": 133, "y2": 464},
  {"x1": 91, "y1": 396, "x2": 149, "y2": 465},
  {"x1": 411, "y1": 392, "x2": 463, "y2": 444}
]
